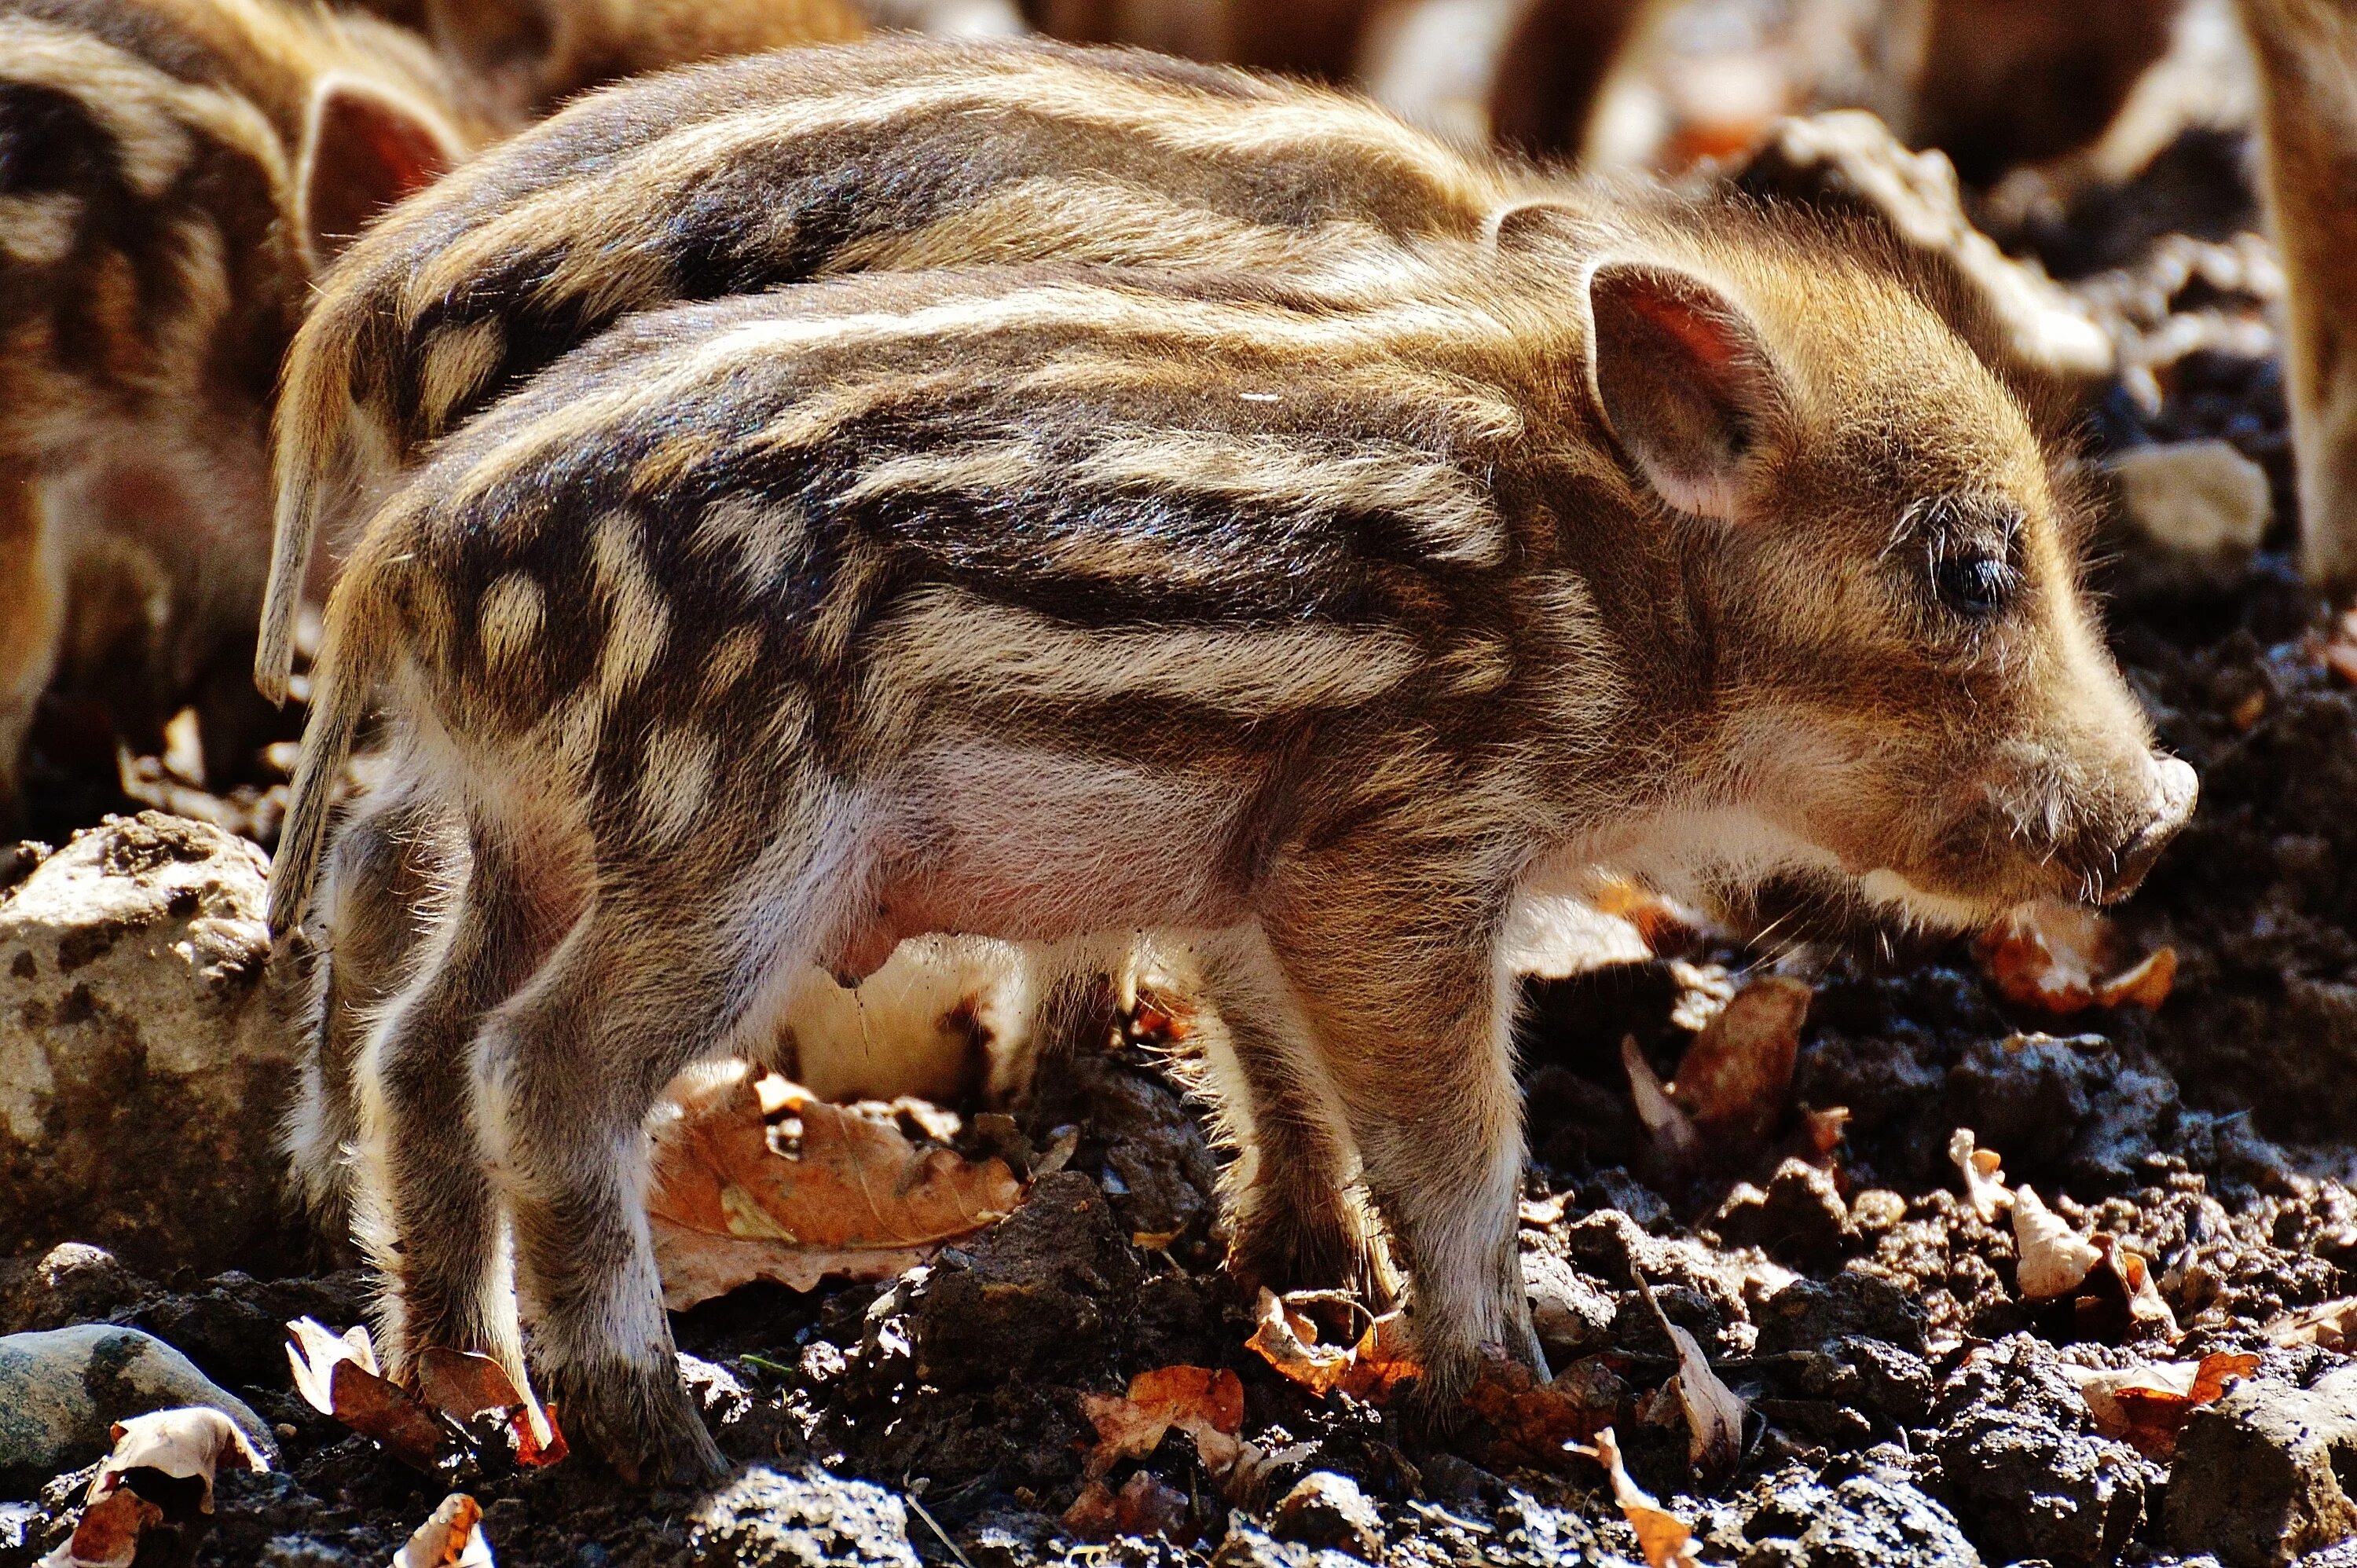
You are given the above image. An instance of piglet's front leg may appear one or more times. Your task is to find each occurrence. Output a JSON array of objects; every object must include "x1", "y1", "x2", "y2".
[{"x1": 1259, "y1": 839, "x2": 1540, "y2": 1414}]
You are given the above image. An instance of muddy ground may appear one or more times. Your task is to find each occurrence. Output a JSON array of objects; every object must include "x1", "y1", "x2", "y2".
[{"x1": 6, "y1": 121, "x2": 2357, "y2": 1568}]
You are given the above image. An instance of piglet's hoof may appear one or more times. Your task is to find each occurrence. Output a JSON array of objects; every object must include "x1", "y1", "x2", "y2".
[{"x1": 542, "y1": 1356, "x2": 727, "y2": 1488}]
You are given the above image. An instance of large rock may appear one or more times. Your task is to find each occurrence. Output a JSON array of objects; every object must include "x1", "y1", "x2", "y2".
[
  {"x1": 0, "y1": 1323, "x2": 274, "y2": 1495},
  {"x1": 0, "y1": 814, "x2": 300, "y2": 1273},
  {"x1": 2167, "y1": 1368, "x2": 2357, "y2": 1567}
]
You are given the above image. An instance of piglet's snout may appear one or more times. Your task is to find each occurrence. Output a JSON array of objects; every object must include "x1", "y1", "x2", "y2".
[{"x1": 2095, "y1": 755, "x2": 2198, "y2": 904}]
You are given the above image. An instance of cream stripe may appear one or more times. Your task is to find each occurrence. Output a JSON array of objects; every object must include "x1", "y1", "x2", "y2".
[
  {"x1": 405, "y1": 65, "x2": 1499, "y2": 317},
  {"x1": 862, "y1": 587, "x2": 1420, "y2": 718},
  {"x1": 0, "y1": 17, "x2": 288, "y2": 200}
]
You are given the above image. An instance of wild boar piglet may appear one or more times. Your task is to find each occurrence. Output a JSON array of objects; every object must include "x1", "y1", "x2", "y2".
[
  {"x1": 273, "y1": 203, "x2": 2194, "y2": 1482},
  {"x1": 0, "y1": 0, "x2": 489, "y2": 826}
]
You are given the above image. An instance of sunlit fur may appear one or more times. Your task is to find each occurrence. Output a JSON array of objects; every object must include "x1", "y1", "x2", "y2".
[
  {"x1": 275, "y1": 170, "x2": 2190, "y2": 1476},
  {"x1": 2235, "y1": 0, "x2": 2357, "y2": 591},
  {"x1": 258, "y1": 36, "x2": 1532, "y2": 701},
  {"x1": 0, "y1": 0, "x2": 494, "y2": 822}
]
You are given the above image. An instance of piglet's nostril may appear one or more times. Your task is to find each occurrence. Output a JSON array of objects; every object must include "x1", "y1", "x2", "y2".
[{"x1": 2097, "y1": 756, "x2": 2199, "y2": 904}]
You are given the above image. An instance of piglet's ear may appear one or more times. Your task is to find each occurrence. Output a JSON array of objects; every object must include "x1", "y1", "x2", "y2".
[
  {"x1": 297, "y1": 77, "x2": 461, "y2": 269},
  {"x1": 1586, "y1": 262, "x2": 1783, "y2": 522}
]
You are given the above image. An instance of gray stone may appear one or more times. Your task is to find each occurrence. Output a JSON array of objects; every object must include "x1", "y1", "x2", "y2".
[
  {"x1": 0, "y1": 815, "x2": 302, "y2": 1274},
  {"x1": 687, "y1": 1466, "x2": 919, "y2": 1568},
  {"x1": 0, "y1": 1323, "x2": 274, "y2": 1494},
  {"x1": 0, "y1": 1244, "x2": 145, "y2": 1336},
  {"x1": 2167, "y1": 1368, "x2": 2357, "y2": 1567},
  {"x1": 1270, "y1": 1473, "x2": 1382, "y2": 1561}
]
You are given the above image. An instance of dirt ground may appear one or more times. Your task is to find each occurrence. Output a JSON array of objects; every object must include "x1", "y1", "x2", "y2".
[{"x1": 6, "y1": 109, "x2": 2357, "y2": 1568}]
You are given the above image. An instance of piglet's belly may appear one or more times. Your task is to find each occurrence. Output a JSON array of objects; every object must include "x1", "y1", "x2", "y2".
[{"x1": 820, "y1": 761, "x2": 1254, "y2": 982}]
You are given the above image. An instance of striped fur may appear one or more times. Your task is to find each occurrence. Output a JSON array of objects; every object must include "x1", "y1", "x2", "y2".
[
  {"x1": 394, "y1": 0, "x2": 863, "y2": 122},
  {"x1": 258, "y1": 36, "x2": 1541, "y2": 698},
  {"x1": 280, "y1": 202, "x2": 2194, "y2": 1476},
  {"x1": 0, "y1": 0, "x2": 492, "y2": 820},
  {"x1": 2235, "y1": 0, "x2": 2357, "y2": 591}
]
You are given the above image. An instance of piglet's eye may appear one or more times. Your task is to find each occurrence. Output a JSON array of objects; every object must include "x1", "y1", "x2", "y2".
[{"x1": 1934, "y1": 550, "x2": 2014, "y2": 619}]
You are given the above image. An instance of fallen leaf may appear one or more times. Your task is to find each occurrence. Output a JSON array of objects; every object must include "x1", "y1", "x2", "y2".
[
  {"x1": 39, "y1": 1489, "x2": 162, "y2": 1568},
  {"x1": 1464, "y1": 1354, "x2": 1619, "y2": 1467},
  {"x1": 1949, "y1": 1129, "x2": 2014, "y2": 1222},
  {"x1": 286, "y1": 1317, "x2": 452, "y2": 1471},
  {"x1": 97, "y1": 1409, "x2": 269, "y2": 1514},
  {"x1": 1220, "y1": 1438, "x2": 1320, "y2": 1511},
  {"x1": 2078, "y1": 1235, "x2": 2179, "y2": 1343},
  {"x1": 2267, "y1": 1298, "x2": 2357, "y2": 1350},
  {"x1": 35, "y1": 1409, "x2": 268, "y2": 1568},
  {"x1": 287, "y1": 1316, "x2": 379, "y2": 1411},
  {"x1": 1245, "y1": 1289, "x2": 1355, "y2": 1396},
  {"x1": 1800, "y1": 1105, "x2": 1850, "y2": 1162},
  {"x1": 1061, "y1": 1471, "x2": 1192, "y2": 1544},
  {"x1": 1670, "y1": 976, "x2": 1813, "y2": 1146},
  {"x1": 1336, "y1": 1310, "x2": 1422, "y2": 1404},
  {"x1": 2014, "y1": 1188, "x2": 2102, "y2": 1300},
  {"x1": 415, "y1": 1350, "x2": 566, "y2": 1467},
  {"x1": 1975, "y1": 902, "x2": 2176, "y2": 1014},
  {"x1": 1081, "y1": 1367, "x2": 1244, "y2": 1478},
  {"x1": 1243, "y1": 1290, "x2": 1421, "y2": 1405},
  {"x1": 1640, "y1": 1279, "x2": 1745, "y2": 1478},
  {"x1": 2065, "y1": 1353, "x2": 2259, "y2": 1459},
  {"x1": 1567, "y1": 1427, "x2": 1702, "y2": 1568},
  {"x1": 646, "y1": 1066, "x2": 1024, "y2": 1310},
  {"x1": 1623, "y1": 1036, "x2": 1701, "y2": 1164},
  {"x1": 394, "y1": 1493, "x2": 495, "y2": 1567}
]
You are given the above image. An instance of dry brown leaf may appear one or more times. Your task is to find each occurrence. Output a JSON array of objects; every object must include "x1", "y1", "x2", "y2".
[
  {"x1": 415, "y1": 1350, "x2": 566, "y2": 1467},
  {"x1": 2014, "y1": 1187, "x2": 2102, "y2": 1300},
  {"x1": 2267, "y1": 1297, "x2": 2357, "y2": 1350},
  {"x1": 1244, "y1": 1289, "x2": 1355, "y2": 1396},
  {"x1": 1464, "y1": 1354, "x2": 1619, "y2": 1467},
  {"x1": 646, "y1": 1067, "x2": 1024, "y2": 1310},
  {"x1": 2066, "y1": 1353, "x2": 2258, "y2": 1459},
  {"x1": 1061, "y1": 1471, "x2": 1192, "y2": 1544},
  {"x1": 1636, "y1": 1273, "x2": 1745, "y2": 1477},
  {"x1": 36, "y1": 1409, "x2": 268, "y2": 1568},
  {"x1": 1670, "y1": 976, "x2": 1813, "y2": 1146},
  {"x1": 1080, "y1": 1366, "x2": 1244, "y2": 1478},
  {"x1": 1664, "y1": 1323, "x2": 1746, "y2": 1475},
  {"x1": 1567, "y1": 1427, "x2": 1703, "y2": 1568},
  {"x1": 1974, "y1": 902, "x2": 2177, "y2": 1014},
  {"x1": 2089, "y1": 1235, "x2": 2180, "y2": 1343},
  {"x1": 1949, "y1": 1129, "x2": 2014, "y2": 1222},
  {"x1": 39, "y1": 1489, "x2": 162, "y2": 1568},
  {"x1": 394, "y1": 1493, "x2": 495, "y2": 1567},
  {"x1": 286, "y1": 1318, "x2": 451, "y2": 1471},
  {"x1": 1800, "y1": 1105, "x2": 1850, "y2": 1162},
  {"x1": 1242, "y1": 1290, "x2": 1419, "y2": 1405},
  {"x1": 1623, "y1": 1035, "x2": 1701, "y2": 1163},
  {"x1": 1336, "y1": 1310, "x2": 1422, "y2": 1404}
]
